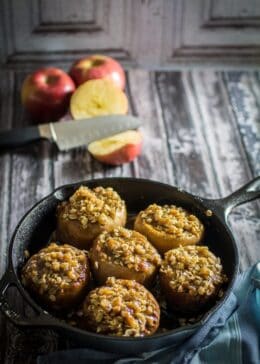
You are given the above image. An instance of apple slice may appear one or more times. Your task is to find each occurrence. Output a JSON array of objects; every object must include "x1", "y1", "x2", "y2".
[
  {"x1": 88, "y1": 130, "x2": 143, "y2": 165},
  {"x1": 70, "y1": 79, "x2": 128, "y2": 119}
]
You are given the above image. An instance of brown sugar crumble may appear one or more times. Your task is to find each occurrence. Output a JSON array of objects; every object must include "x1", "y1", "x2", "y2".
[
  {"x1": 84, "y1": 277, "x2": 160, "y2": 336},
  {"x1": 21, "y1": 243, "x2": 87, "y2": 302},
  {"x1": 24, "y1": 249, "x2": 30, "y2": 258},
  {"x1": 58, "y1": 186, "x2": 125, "y2": 229},
  {"x1": 139, "y1": 204, "x2": 203, "y2": 238},
  {"x1": 205, "y1": 209, "x2": 213, "y2": 217},
  {"x1": 160, "y1": 245, "x2": 227, "y2": 297},
  {"x1": 92, "y1": 227, "x2": 161, "y2": 272}
]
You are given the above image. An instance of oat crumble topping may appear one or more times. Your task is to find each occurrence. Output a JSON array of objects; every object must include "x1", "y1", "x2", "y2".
[
  {"x1": 58, "y1": 186, "x2": 125, "y2": 228},
  {"x1": 205, "y1": 209, "x2": 213, "y2": 217},
  {"x1": 21, "y1": 243, "x2": 87, "y2": 302},
  {"x1": 139, "y1": 204, "x2": 203, "y2": 238},
  {"x1": 160, "y1": 245, "x2": 227, "y2": 296},
  {"x1": 92, "y1": 227, "x2": 161, "y2": 272},
  {"x1": 84, "y1": 277, "x2": 160, "y2": 336}
]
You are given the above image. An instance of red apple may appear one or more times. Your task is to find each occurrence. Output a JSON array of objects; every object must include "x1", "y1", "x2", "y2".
[
  {"x1": 69, "y1": 55, "x2": 126, "y2": 90},
  {"x1": 88, "y1": 130, "x2": 143, "y2": 165},
  {"x1": 21, "y1": 67, "x2": 75, "y2": 123}
]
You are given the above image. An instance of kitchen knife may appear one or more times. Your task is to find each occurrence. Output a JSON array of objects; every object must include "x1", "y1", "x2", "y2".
[{"x1": 0, "y1": 115, "x2": 141, "y2": 151}]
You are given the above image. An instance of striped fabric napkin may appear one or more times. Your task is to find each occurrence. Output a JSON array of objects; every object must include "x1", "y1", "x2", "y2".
[{"x1": 38, "y1": 262, "x2": 260, "y2": 364}]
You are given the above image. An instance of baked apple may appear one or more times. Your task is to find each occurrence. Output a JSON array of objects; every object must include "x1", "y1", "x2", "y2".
[
  {"x1": 134, "y1": 204, "x2": 204, "y2": 254},
  {"x1": 89, "y1": 226, "x2": 161, "y2": 286},
  {"x1": 21, "y1": 243, "x2": 90, "y2": 310},
  {"x1": 82, "y1": 277, "x2": 160, "y2": 336},
  {"x1": 160, "y1": 245, "x2": 227, "y2": 314},
  {"x1": 56, "y1": 186, "x2": 127, "y2": 249}
]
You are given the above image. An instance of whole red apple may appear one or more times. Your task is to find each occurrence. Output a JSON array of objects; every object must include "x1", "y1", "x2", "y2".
[
  {"x1": 69, "y1": 55, "x2": 126, "y2": 90},
  {"x1": 21, "y1": 67, "x2": 75, "y2": 123}
]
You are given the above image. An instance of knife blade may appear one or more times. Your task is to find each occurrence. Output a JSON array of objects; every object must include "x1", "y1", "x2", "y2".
[{"x1": 0, "y1": 115, "x2": 141, "y2": 151}]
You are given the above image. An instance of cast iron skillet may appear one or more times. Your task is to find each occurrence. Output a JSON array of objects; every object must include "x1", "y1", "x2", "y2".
[{"x1": 0, "y1": 177, "x2": 259, "y2": 354}]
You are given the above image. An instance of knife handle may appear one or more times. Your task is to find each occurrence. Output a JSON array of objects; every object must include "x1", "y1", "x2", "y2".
[{"x1": 0, "y1": 127, "x2": 42, "y2": 150}]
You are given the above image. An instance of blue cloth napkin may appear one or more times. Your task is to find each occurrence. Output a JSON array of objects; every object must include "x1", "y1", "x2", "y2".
[{"x1": 37, "y1": 262, "x2": 260, "y2": 364}]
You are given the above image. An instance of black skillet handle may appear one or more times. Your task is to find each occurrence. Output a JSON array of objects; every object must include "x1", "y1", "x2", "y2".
[
  {"x1": 0, "y1": 269, "x2": 58, "y2": 328},
  {"x1": 0, "y1": 269, "x2": 25, "y2": 325},
  {"x1": 217, "y1": 176, "x2": 260, "y2": 220}
]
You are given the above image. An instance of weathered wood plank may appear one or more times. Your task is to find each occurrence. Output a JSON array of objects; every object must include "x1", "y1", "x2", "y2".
[
  {"x1": 222, "y1": 71, "x2": 260, "y2": 176},
  {"x1": 0, "y1": 70, "x2": 14, "y2": 364},
  {"x1": 1, "y1": 71, "x2": 57, "y2": 364},
  {"x1": 155, "y1": 71, "x2": 216, "y2": 196},
  {"x1": 127, "y1": 70, "x2": 174, "y2": 184},
  {"x1": 182, "y1": 70, "x2": 260, "y2": 269},
  {"x1": 0, "y1": 71, "x2": 14, "y2": 272}
]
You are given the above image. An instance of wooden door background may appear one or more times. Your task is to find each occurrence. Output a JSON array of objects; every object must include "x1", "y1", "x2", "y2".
[{"x1": 1, "y1": 0, "x2": 260, "y2": 68}]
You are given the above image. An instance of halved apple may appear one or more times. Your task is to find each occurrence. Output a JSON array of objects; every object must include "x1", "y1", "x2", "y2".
[
  {"x1": 88, "y1": 130, "x2": 143, "y2": 165},
  {"x1": 70, "y1": 79, "x2": 128, "y2": 119}
]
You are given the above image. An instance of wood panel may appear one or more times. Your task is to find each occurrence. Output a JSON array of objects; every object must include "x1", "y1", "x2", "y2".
[
  {"x1": 1, "y1": 0, "x2": 260, "y2": 67},
  {"x1": 163, "y1": 0, "x2": 260, "y2": 66},
  {"x1": 39, "y1": 0, "x2": 95, "y2": 26},
  {"x1": 0, "y1": 69, "x2": 259, "y2": 363},
  {"x1": 1, "y1": 0, "x2": 134, "y2": 64},
  {"x1": 209, "y1": 0, "x2": 260, "y2": 23}
]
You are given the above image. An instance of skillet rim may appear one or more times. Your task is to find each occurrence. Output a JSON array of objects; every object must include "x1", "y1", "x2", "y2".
[{"x1": 7, "y1": 177, "x2": 239, "y2": 342}]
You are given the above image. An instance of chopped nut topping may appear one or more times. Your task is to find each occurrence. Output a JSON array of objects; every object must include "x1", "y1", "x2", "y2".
[
  {"x1": 21, "y1": 243, "x2": 88, "y2": 302},
  {"x1": 160, "y1": 245, "x2": 227, "y2": 297},
  {"x1": 205, "y1": 210, "x2": 213, "y2": 217},
  {"x1": 84, "y1": 278, "x2": 160, "y2": 337},
  {"x1": 91, "y1": 227, "x2": 161, "y2": 272},
  {"x1": 58, "y1": 186, "x2": 126, "y2": 229},
  {"x1": 139, "y1": 204, "x2": 203, "y2": 238},
  {"x1": 24, "y1": 249, "x2": 30, "y2": 258}
]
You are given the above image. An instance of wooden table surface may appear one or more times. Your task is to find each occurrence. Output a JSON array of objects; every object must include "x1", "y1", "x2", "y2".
[{"x1": 0, "y1": 69, "x2": 259, "y2": 363}]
